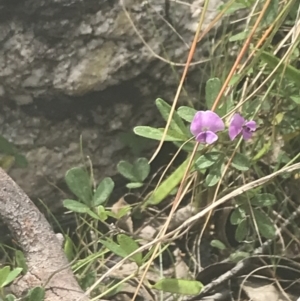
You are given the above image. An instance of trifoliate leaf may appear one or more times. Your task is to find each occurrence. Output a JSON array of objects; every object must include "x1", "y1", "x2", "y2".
[{"x1": 232, "y1": 153, "x2": 250, "y2": 171}]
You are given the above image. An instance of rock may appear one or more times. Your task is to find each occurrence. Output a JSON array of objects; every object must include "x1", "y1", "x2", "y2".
[
  {"x1": 0, "y1": 0, "x2": 234, "y2": 210},
  {"x1": 1, "y1": 84, "x2": 159, "y2": 210},
  {"x1": 0, "y1": 0, "x2": 225, "y2": 102}
]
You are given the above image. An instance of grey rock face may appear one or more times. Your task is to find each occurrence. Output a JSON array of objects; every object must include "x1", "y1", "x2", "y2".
[
  {"x1": 0, "y1": 0, "x2": 223, "y2": 102},
  {"x1": 0, "y1": 0, "x2": 226, "y2": 209},
  {"x1": 1, "y1": 84, "x2": 158, "y2": 210}
]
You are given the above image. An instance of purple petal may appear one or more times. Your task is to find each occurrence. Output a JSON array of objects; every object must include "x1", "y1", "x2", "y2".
[
  {"x1": 245, "y1": 120, "x2": 256, "y2": 131},
  {"x1": 202, "y1": 111, "x2": 225, "y2": 132},
  {"x1": 242, "y1": 129, "x2": 253, "y2": 141},
  {"x1": 205, "y1": 131, "x2": 219, "y2": 144},
  {"x1": 190, "y1": 111, "x2": 224, "y2": 137},
  {"x1": 196, "y1": 131, "x2": 218, "y2": 144},
  {"x1": 195, "y1": 132, "x2": 207, "y2": 144},
  {"x1": 190, "y1": 111, "x2": 204, "y2": 136},
  {"x1": 229, "y1": 113, "x2": 245, "y2": 141}
]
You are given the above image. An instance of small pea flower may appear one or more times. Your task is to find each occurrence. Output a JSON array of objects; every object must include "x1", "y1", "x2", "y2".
[
  {"x1": 229, "y1": 113, "x2": 256, "y2": 141},
  {"x1": 190, "y1": 110, "x2": 225, "y2": 144}
]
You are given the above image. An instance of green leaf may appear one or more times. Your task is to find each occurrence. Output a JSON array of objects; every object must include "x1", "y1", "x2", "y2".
[
  {"x1": 0, "y1": 135, "x2": 17, "y2": 155},
  {"x1": 93, "y1": 177, "x2": 114, "y2": 206},
  {"x1": 141, "y1": 247, "x2": 157, "y2": 263},
  {"x1": 235, "y1": 219, "x2": 248, "y2": 242},
  {"x1": 216, "y1": 102, "x2": 227, "y2": 117},
  {"x1": 229, "y1": 31, "x2": 249, "y2": 42},
  {"x1": 108, "y1": 206, "x2": 131, "y2": 219},
  {"x1": 205, "y1": 161, "x2": 223, "y2": 187},
  {"x1": 0, "y1": 155, "x2": 15, "y2": 171},
  {"x1": 126, "y1": 182, "x2": 144, "y2": 189},
  {"x1": 261, "y1": 0, "x2": 278, "y2": 28},
  {"x1": 230, "y1": 207, "x2": 246, "y2": 225},
  {"x1": 244, "y1": 98, "x2": 260, "y2": 115},
  {"x1": 14, "y1": 154, "x2": 28, "y2": 168},
  {"x1": 173, "y1": 141, "x2": 198, "y2": 152},
  {"x1": 232, "y1": 153, "x2": 250, "y2": 171},
  {"x1": 195, "y1": 152, "x2": 222, "y2": 170},
  {"x1": 5, "y1": 294, "x2": 16, "y2": 301},
  {"x1": 205, "y1": 173, "x2": 221, "y2": 187},
  {"x1": 116, "y1": 206, "x2": 131, "y2": 218},
  {"x1": 177, "y1": 106, "x2": 197, "y2": 122},
  {"x1": 99, "y1": 239, "x2": 128, "y2": 258},
  {"x1": 134, "y1": 126, "x2": 186, "y2": 141},
  {"x1": 63, "y1": 199, "x2": 90, "y2": 213},
  {"x1": 2, "y1": 268, "x2": 22, "y2": 287},
  {"x1": 260, "y1": 51, "x2": 300, "y2": 87},
  {"x1": 25, "y1": 286, "x2": 45, "y2": 301},
  {"x1": 132, "y1": 158, "x2": 150, "y2": 182},
  {"x1": 250, "y1": 193, "x2": 277, "y2": 207},
  {"x1": 272, "y1": 112, "x2": 284, "y2": 125},
  {"x1": 0, "y1": 136, "x2": 28, "y2": 168},
  {"x1": 0, "y1": 266, "x2": 10, "y2": 288},
  {"x1": 229, "y1": 74, "x2": 241, "y2": 86},
  {"x1": 119, "y1": 131, "x2": 152, "y2": 156},
  {"x1": 205, "y1": 78, "x2": 222, "y2": 110},
  {"x1": 290, "y1": 95, "x2": 300, "y2": 105},
  {"x1": 87, "y1": 209, "x2": 102, "y2": 220},
  {"x1": 64, "y1": 235, "x2": 75, "y2": 262},
  {"x1": 156, "y1": 98, "x2": 189, "y2": 136},
  {"x1": 79, "y1": 271, "x2": 96, "y2": 291},
  {"x1": 104, "y1": 284, "x2": 124, "y2": 299},
  {"x1": 15, "y1": 250, "x2": 27, "y2": 274},
  {"x1": 117, "y1": 160, "x2": 137, "y2": 182},
  {"x1": 152, "y1": 278, "x2": 203, "y2": 295},
  {"x1": 252, "y1": 141, "x2": 271, "y2": 161},
  {"x1": 253, "y1": 209, "x2": 276, "y2": 239},
  {"x1": 229, "y1": 251, "x2": 250, "y2": 262},
  {"x1": 222, "y1": 2, "x2": 248, "y2": 15},
  {"x1": 96, "y1": 205, "x2": 108, "y2": 221},
  {"x1": 120, "y1": 157, "x2": 150, "y2": 186},
  {"x1": 145, "y1": 157, "x2": 195, "y2": 207},
  {"x1": 117, "y1": 234, "x2": 143, "y2": 266},
  {"x1": 65, "y1": 167, "x2": 92, "y2": 205},
  {"x1": 210, "y1": 240, "x2": 226, "y2": 250}
]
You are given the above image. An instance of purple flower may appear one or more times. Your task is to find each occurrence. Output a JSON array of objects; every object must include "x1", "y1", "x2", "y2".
[
  {"x1": 190, "y1": 110, "x2": 225, "y2": 144},
  {"x1": 229, "y1": 113, "x2": 256, "y2": 141}
]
